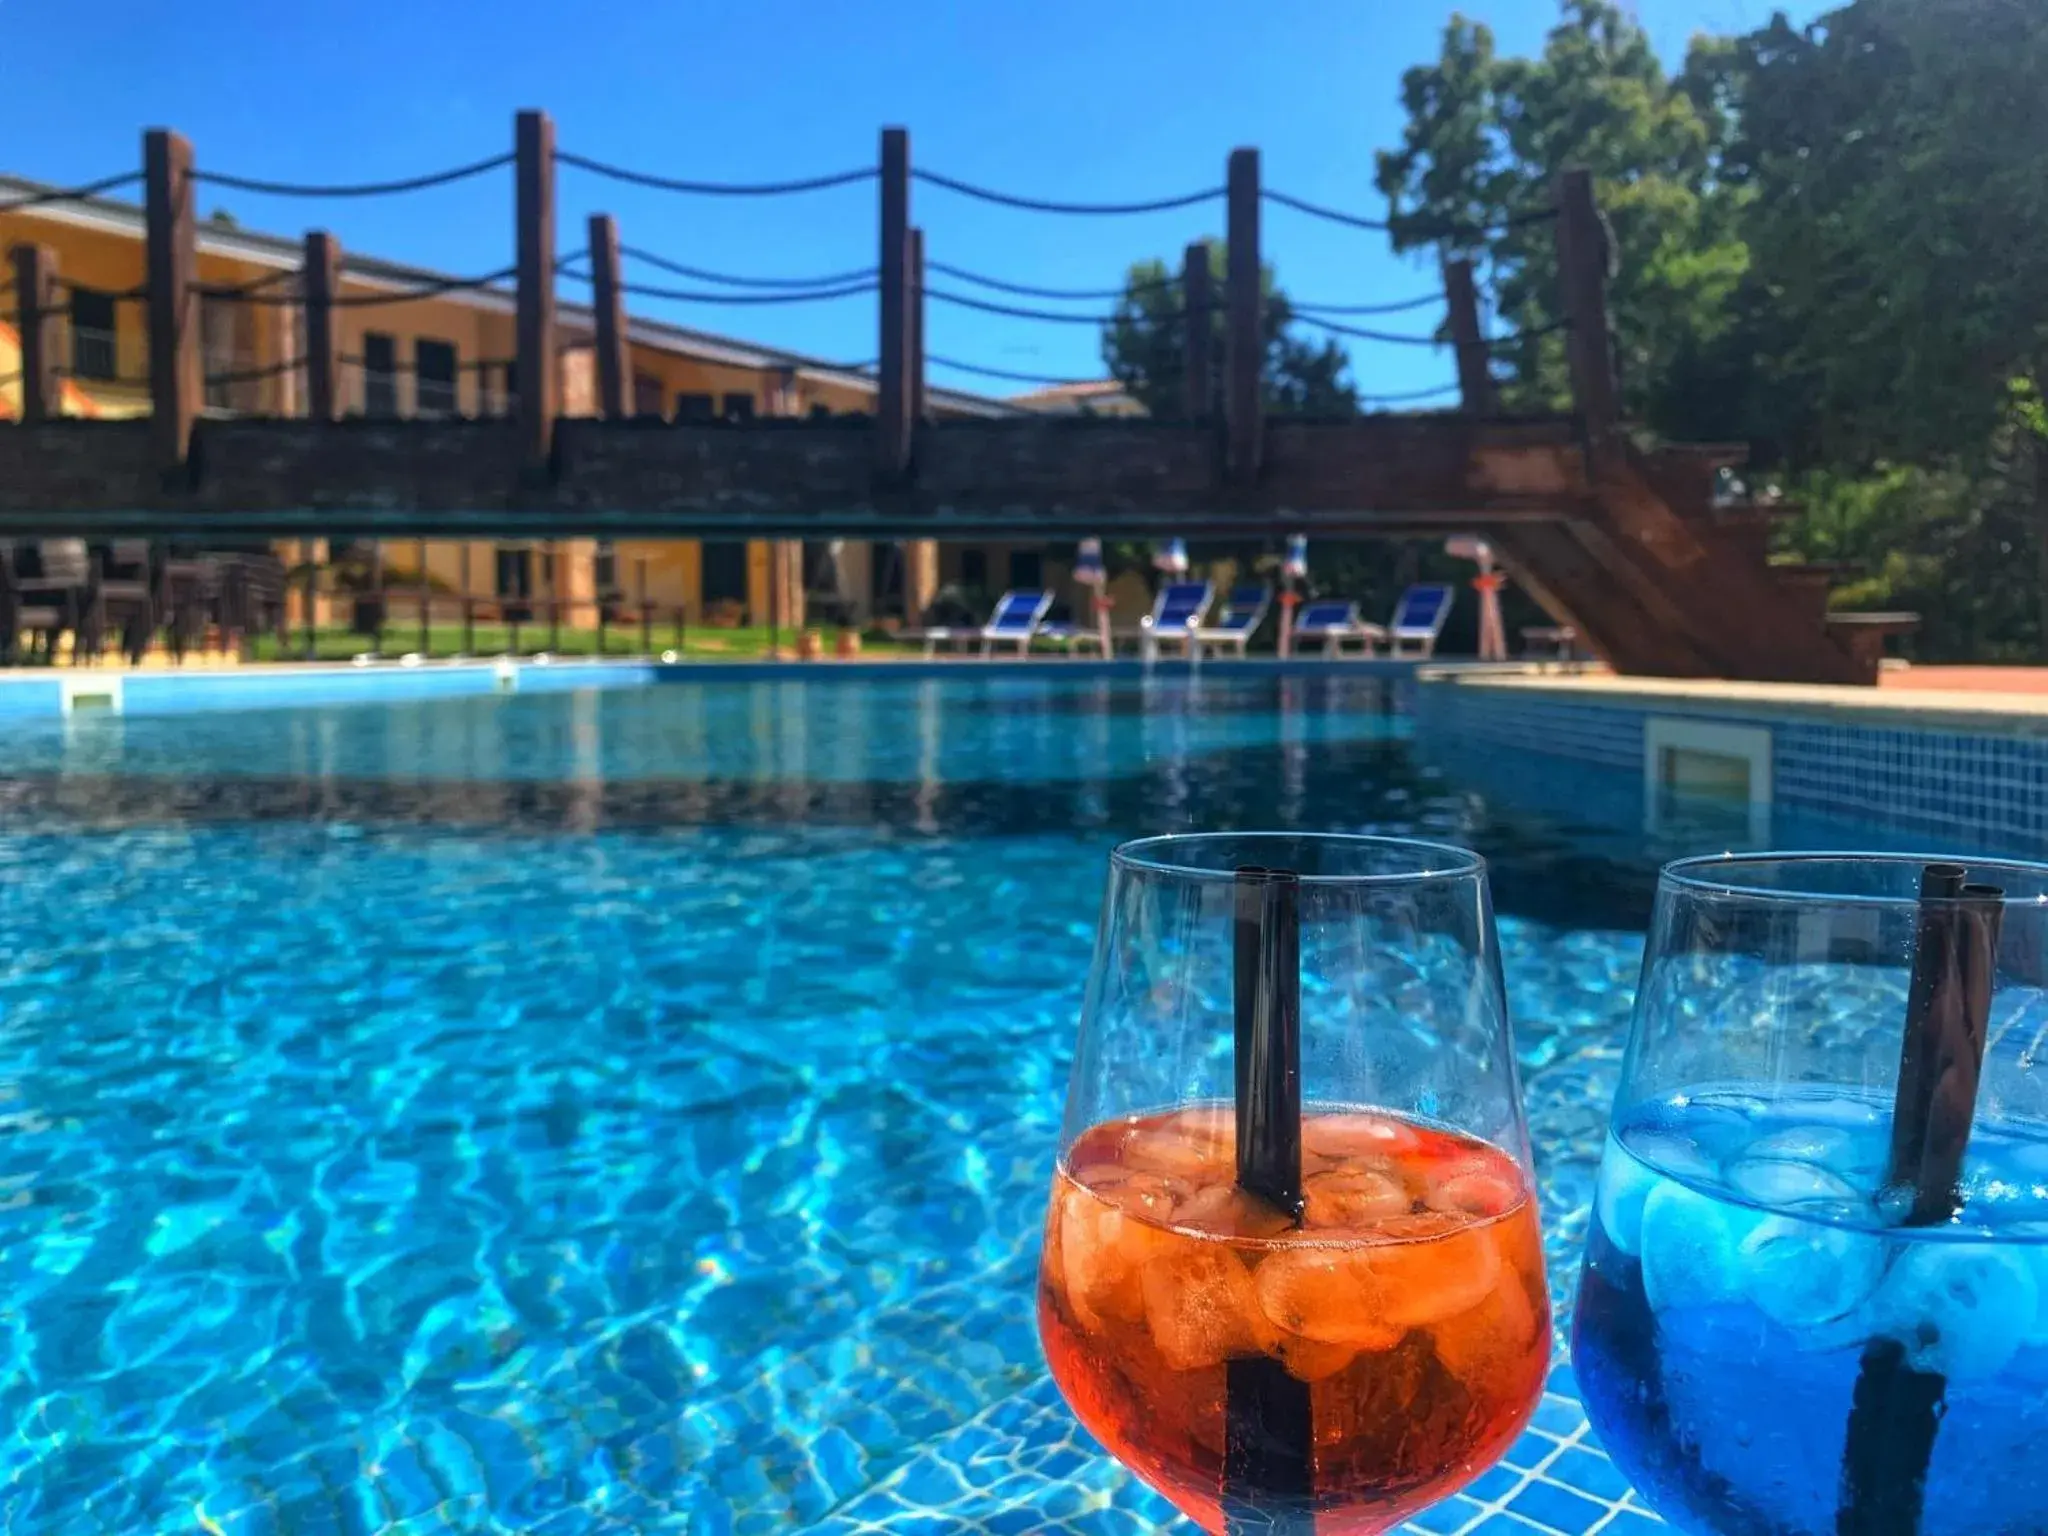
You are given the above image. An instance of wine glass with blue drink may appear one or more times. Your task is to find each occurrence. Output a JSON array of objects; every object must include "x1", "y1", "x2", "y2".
[{"x1": 1575, "y1": 854, "x2": 2048, "y2": 1536}]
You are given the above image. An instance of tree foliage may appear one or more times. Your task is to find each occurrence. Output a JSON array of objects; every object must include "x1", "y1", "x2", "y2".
[
  {"x1": 1100, "y1": 245, "x2": 1358, "y2": 419},
  {"x1": 1376, "y1": 0, "x2": 2048, "y2": 660}
]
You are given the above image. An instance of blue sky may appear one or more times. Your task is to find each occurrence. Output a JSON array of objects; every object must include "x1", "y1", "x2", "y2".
[{"x1": 5, "y1": 0, "x2": 1822, "y2": 403}]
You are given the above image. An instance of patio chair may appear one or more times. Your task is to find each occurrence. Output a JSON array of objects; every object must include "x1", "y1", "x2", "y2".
[
  {"x1": 94, "y1": 540, "x2": 160, "y2": 666},
  {"x1": 14, "y1": 539, "x2": 94, "y2": 664},
  {"x1": 1386, "y1": 583, "x2": 1455, "y2": 658},
  {"x1": 1293, "y1": 598, "x2": 1384, "y2": 658},
  {"x1": 1193, "y1": 585, "x2": 1271, "y2": 658},
  {"x1": 1133, "y1": 581, "x2": 1214, "y2": 660},
  {"x1": 980, "y1": 589, "x2": 1054, "y2": 656}
]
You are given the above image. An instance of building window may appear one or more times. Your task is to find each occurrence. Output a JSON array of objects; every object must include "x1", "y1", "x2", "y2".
[
  {"x1": 721, "y1": 393, "x2": 755, "y2": 421},
  {"x1": 1009, "y1": 549, "x2": 1044, "y2": 590},
  {"x1": 960, "y1": 549, "x2": 988, "y2": 592},
  {"x1": 633, "y1": 373, "x2": 665, "y2": 418},
  {"x1": 69, "y1": 288, "x2": 116, "y2": 382},
  {"x1": 416, "y1": 339, "x2": 458, "y2": 417},
  {"x1": 701, "y1": 541, "x2": 748, "y2": 606},
  {"x1": 201, "y1": 297, "x2": 241, "y2": 408},
  {"x1": 675, "y1": 392, "x2": 715, "y2": 421},
  {"x1": 594, "y1": 540, "x2": 618, "y2": 594},
  {"x1": 363, "y1": 332, "x2": 399, "y2": 417},
  {"x1": 495, "y1": 545, "x2": 533, "y2": 599},
  {"x1": 809, "y1": 402, "x2": 832, "y2": 419}
]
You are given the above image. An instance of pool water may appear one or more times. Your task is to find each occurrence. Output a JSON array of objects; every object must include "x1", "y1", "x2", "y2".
[{"x1": 0, "y1": 675, "x2": 1958, "y2": 1535}]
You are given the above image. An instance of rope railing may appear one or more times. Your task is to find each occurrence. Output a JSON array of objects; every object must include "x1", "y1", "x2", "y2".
[
  {"x1": 192, "y1": 154, "x2": 513, "y2": 198},
  {"x1": 912, "y1": 168, "x2": 1221, "y2": 216},
  {"x1": 0, "y1": 171, "x2": 143, "y2": 213},
  {"x1": 1290, "y1": 313, "x2": 1445, "y2": 347},
  {"x1": 1290, "y1": 293, "x2": 1442, "y2": 318},
  {"x1": 558, "y1": 151, "x2": 874, "y2": 197},
  {"x1": 619, "y1": 244, "x2": 876, "y2": 291},
  {"x1": 1359, "y1": 381, "x2": 1463, "y2": 406},
  {"x1": 926, "y1": 355, "x2": 1104, "y2": 388},
  {"x1": 612, "y1": 278, "x2": 877, "y2": 306},
  {"x1": 926, "y1": 260, "x2": 1176, "y2": 303},
  {"x1": 1263, "y1": 186, "x2": 1558, "y2": 241},
  {"x1": 203, "y1": 355, "x2": 306, "y2": 389},
  {"x1": 196, "y1": 269, "x2": 300, "y2": 300},
  {"x1": 925, "y1": 287, "x2": 1174, "y2": 326}
]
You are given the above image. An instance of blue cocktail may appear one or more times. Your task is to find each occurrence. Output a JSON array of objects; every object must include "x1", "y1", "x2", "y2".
[{"x1": 1575, "y1": 854, "x2": 2048, "y2": 1536}]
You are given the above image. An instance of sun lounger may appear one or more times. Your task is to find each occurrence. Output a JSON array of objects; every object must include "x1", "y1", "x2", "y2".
[
  {"x1": 1193, "y1": 585, "x2": 1271, "y2": 657},
  {"x1": 1135, "y1": 581, "x2": 1214, "y2": 660},
  {"x1": 1293, "y1": 598, "x2": 1384, "y2": 658},
  {"x1": 980, "y1": 589, "x2": 1054, "y2": 656},
  {"x1": 1387, "y1": 583, "x2": 1455, "y2": 658}
]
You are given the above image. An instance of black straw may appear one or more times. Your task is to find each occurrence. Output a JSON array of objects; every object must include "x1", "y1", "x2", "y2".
[
  {"x1": 1838, "y1": 866, "x2": 2003, "y2": 1536},
  {"x1": 1225, "y1": 867, "x2": 1314, "y2": 1532}
]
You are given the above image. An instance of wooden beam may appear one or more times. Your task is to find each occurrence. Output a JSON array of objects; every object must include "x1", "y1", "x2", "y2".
[
  {"x1": 1443, "y1": 257, "x2": 1498, "y2": 414},
  {"x1": 515, "y1": 109, "x2": 558, "y2": 469},
  {"x1": 9, "y1": 244, "x2": 62, "y2": 423},
  {"x1": 877, "y1": 128, "x2": 912, "y2": 477},
  {"x1": 301, "y1": 231, "x2": 342, "y2": 423},
  {"x1": 1182, "y1": 241, "x2": 1213, "y2": 422},
  {"x1": 1555, "y1": 167, "x2": 1618, "y2": 442},
  {"x1": 907, "y1": 226, "x2": 926, "y2": 424},
  {"x1": 143, "y1": 128, "x2": 199, "y2": 474},
  {"x1": 1225, "y1": 148, "x2": 1262, "y2": 484},
  {"x1": 588, "y1": 213, "x2": 629, "y2": 421}
]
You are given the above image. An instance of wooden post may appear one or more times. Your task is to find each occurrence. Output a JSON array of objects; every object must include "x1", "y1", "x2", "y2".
[
  {"x1": 1443, "y1": 256, "x2": 1498, "y2": 414},
  {"x1": 1183, "y1": 241, "x2": 1214, "y2": 422},
  {"x1": 515, "y1": 109, "x2": 558, "y2": 470},
  {"x1": 460, "y1": 542, "x2": 474, "y2": 655},
  {"x1": 9, "y1": 244, "x2": 62, "y2": 423},
  {"x1": 637, "y1": 558, "x2": 651, "y2": 655},
  {"x1": 877, "y1": 127, "x2": 912, "y2": 478},
  {"x1": 907, "y1": 225, "x2": 926, "y2": 425},
  {"x1": 143, "y1": 128, "x2": 200, "y2": 473},
  {"x1": 589, "y1": 213, "x2": 628, "y2": 421},
  {"x1": 1225, "y1": 148, "x2": 1262, "y2": 484},
  {"x1": 302, "y1": 231, "x2": 342, "y2": 422},
  {"x1": 416, "y1": 537, "x2": 430, "y2": 655},
  {"x1": 545, "y1": 538, "x2": 560, "y2": 652},
  {"x1": 1555, "y1": 168, "x2": 1618, "y2": 442},
  {"x1": 301, "y1": 538, "x2": 318, "y2": 657}
]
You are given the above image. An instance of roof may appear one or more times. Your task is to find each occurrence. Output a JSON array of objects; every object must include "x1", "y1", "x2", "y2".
[
  {"x1": 0, "y1": 174, "x2": 1024, "y2": 419},
  {"x1": 1007, "y1": 380, "x2": 1145, "y2": 415}
]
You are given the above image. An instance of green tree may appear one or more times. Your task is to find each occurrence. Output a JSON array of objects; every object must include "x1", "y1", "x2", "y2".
[
  {"x1": 1373, "y1": 2, "x2": 1751, "y2": 437},
  {"x1": 1100, "y1": 245, "x2": 1358, "y2": 418}
]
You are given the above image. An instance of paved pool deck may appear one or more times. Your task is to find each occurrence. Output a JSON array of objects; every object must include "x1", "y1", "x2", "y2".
[{"x1": 1427, "y1": 668, "x2": 2048, "y2": 737}]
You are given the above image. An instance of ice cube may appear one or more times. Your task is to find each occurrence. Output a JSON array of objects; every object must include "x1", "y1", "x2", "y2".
[
  {"x1": 1424, "y1": 1158, "x2": 1522, "y2": 1219},
  {"x1": 1252, "y1": 1249, "x2": 1408, "y2": 1350},
  {"x1": 1269, "y1": 1332, "x2": 1358, "y2": 1383},
  {"x1": 1123, "y1": 1119, "x2": 1229, "y2": 1180},
  {"x1": 1432, "y1": 1273, "x2": 1545, "y2": 1391},
  {"x1": 1057, "y1": 1186, "x2": 1165, "y2": 1330},
  {"x1": 1726, "y1": 1157, "x2": 1864, "y2": 1217},
  {"x1": 1738, "y1": 1216, "x2": 1885, "y2": 1338},
  {"x1": 1744, "y1": 1123, "x2": 1885, "y2": 1185},
  {"x1": 1173, "y1": 1181, "x2": 1295, "y2": 1240},
  {"x1": 1301, "y1": 1112, "x2": 1421, "y2": 1164},
  {"x1": 1638, "y1": 1180, "x2": 1759, "y2": 1313},
  {"x1": 1303, "y1": 1168, "x2": 1410, "y2": 1231},
  {"x1": 1140, "y1": 1247, "x2": 1267, "y2": 1371},
  {"x1": 1597, "y1": 1131, "x2": 1715, "y2": 1258},
  {"x1": 1873, "y1": 1244, "x2": 2039, "y2": 1381}
]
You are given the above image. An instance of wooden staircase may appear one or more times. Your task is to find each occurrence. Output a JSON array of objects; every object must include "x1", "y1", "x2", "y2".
[{"x1": 1490, "y1": 438, "x2": 1875, "y2": 684}]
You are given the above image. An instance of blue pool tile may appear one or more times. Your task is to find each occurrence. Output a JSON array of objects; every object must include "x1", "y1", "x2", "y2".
[
  {"x1": 1548, "y1": 1445, "x2": 1633, "y2": 1502},
  {"x1": 1530, "y1": 1395, "x2": 1589, "y2": 1437},
  {"x1": 1502, "y1": 1429, "x2": 1562, "y2": 1471},
  {"x1": 1597, "y1": 1510, "x2": 1668, "y2": 1533},
  {"x1": 1405, "y1": 1493, "x2": 1488, "y2": 1533},
  {"x1": 1467, "y1": 1463, "x2": 1526, "y2": 1503},
  {"x1": 1506, "y1": 1477, "x2": 1614, "y2": 1533}
]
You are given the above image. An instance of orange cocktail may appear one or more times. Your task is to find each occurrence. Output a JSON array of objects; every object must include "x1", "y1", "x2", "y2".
[{"x1": 1039, "y1": 1105, "x2": 1548, "y2": 1534}]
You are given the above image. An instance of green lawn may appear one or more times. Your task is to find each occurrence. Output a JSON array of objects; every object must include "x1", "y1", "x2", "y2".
[{"x1": 245, "y1": 623, "x2": 914, "y2": 663}]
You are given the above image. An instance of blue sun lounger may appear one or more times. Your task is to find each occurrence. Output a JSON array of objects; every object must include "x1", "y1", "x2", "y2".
[
  {"x1": 1193, "y1": 585, "x2": 1272, "y2": 657},
  {"x1": 980, "y1": 589, "x2": 1054, "y2": 656},
  {"x1": 1293, "y1": 598, "x2": 1383, "y2": 657},
  {"x1": 1135, "y1": 581, "x2": 1214, "y2": 660},
  {"x1": 1387, "y1": 583, "x2": 1455, "y2": 658}
]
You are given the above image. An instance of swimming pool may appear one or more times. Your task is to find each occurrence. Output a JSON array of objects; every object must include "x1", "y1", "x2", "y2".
[{"x1": 0, "y1": 674, "x2": 1968, "y2": 1534}]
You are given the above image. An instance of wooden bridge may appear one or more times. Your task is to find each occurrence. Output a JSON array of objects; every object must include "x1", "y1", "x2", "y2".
[{"x1": 0, "y1": 116, "x2": 1884, "y2": 683}]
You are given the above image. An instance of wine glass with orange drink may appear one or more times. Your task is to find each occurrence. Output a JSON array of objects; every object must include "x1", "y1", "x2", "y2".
[{"x1": 1039, "y1": 834, "x2": 1548, "y2": 1533}]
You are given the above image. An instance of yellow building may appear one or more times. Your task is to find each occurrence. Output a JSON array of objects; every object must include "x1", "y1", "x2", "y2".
[{"x1": 0, "y1": 172, "x2": 1036, "y2": 634}]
